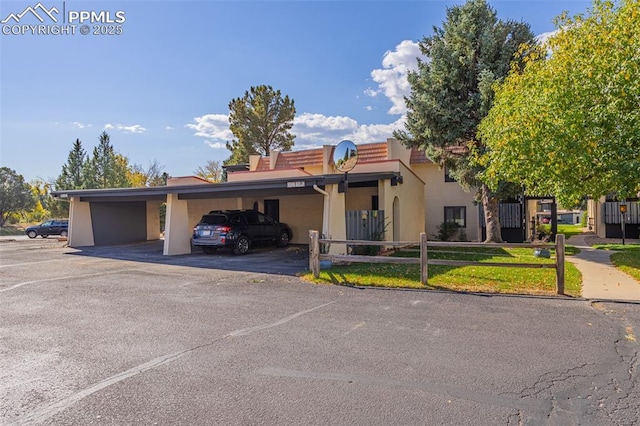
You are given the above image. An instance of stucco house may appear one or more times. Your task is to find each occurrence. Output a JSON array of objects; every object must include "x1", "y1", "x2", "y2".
[
  {"x1": 53, "y1": 138, "x2": 487, "y2": 255},
  {"x1": 586, "y1": 196, "x2": 640, "y2": 239}
]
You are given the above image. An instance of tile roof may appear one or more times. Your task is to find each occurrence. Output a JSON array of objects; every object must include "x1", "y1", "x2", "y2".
[
  {"x1": 254, "y1": 142, "x2": 391, "y2": 171},
  {"x1": 356, "y1": 143, "x2": 388, "y2": 163}
]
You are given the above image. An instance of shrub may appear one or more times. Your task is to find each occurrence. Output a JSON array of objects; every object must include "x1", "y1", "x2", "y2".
[{"x1": 435, "y1": 221, "x2": 460, "y2": 241}]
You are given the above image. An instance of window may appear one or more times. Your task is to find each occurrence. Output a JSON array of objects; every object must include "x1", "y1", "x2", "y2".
[
  {"x1": 444, "y1": 165, "x2": 456, "y2": 182},
  {"x1": 371, "y1": 196, "x2": 379, "y2": 210},
  {"x1": 444, "y1": 206, "x2": 466, "y2": 228}
]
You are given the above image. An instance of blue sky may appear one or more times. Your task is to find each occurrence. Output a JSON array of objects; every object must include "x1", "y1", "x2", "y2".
[{"x1": 1, "y1": 0, "x2": 592, "y2": 183}]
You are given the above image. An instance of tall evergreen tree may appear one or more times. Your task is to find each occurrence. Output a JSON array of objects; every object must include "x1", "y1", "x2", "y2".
[
  {"x1": 83, "y1": 132, "x2": 131, "y2": 189},
  {"x1": 225, "y1": 85, "x2": 296, "y2": 165},
  {"x1": 395, "y1": 0, "x2": 533, "y2": 242},
  {"x1": 56, "y1": 139, "x2": 86, "y2": 190}
]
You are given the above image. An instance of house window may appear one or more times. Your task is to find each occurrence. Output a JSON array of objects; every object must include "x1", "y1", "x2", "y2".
[
  {"x1": 444, "y1": 165, "x2": 456, "y2": 182},
  {"x1": 444, "y1": 206, "x2": 466, "y2": 228}
]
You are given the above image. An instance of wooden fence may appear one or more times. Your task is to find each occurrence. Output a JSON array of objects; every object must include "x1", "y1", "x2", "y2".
[{"x1": 308, "y1": 231, "x2": 566, "y2": 295}]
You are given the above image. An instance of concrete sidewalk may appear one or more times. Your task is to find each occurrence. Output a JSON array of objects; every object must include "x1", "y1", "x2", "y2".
[{"x1": 566, "y1": 234, "x2": 640, "y2": 302}]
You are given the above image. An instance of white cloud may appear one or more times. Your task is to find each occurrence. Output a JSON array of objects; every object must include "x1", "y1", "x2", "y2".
[
  {"x1": 165, "y1": 126, "x2": 175, "y2": 130},
  {"x1": 186, "y1": 114, "x2": 233, "y2": 150},
  {"x1": 364, "y1": 88, "x2": 380, "y2": 97},
  {"x1": 205, "y1": 141, "x2": 226, "y2": 149},
  {"x1": 71, "y1": 121, "x2": 92, "y2": 129},
  {"x1": 292, "y1": 113, "x2": 359, "y2": 145},
  {"x1": 535, "y1": 30, "x2": 557, "y2": 46},
  {"x1": 188, "y1": 112, "x2": 404, "y2": 153},
  {"x1": 103, "y1": 123, "x2": 146, "y2": 134},
  {"x1": 364, "y1": 106, "x2": 373, "y2": 111},
  {"x1": 369, "y1": 40, "x2": 423, "y2": 115}
]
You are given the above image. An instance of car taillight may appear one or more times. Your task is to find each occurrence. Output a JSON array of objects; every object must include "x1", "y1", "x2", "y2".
[{"x1": 216, "y1": 226, "x2": 231, "y2": 233}]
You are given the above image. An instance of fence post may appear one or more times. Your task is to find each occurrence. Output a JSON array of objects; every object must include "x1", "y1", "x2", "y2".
[
  {"x1": 309, "y1": 230, "x2": 320, "y2": 278},
  {"x1": 555, "y1": 234, "x2": 565, "y2": 295},
  {"x1": 420, "y1": 232, "x2": 428, "y2": 285}
]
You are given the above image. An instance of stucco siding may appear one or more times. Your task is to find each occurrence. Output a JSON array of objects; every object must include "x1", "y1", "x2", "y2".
[{"x1": 414, "y1": 164, "x2": 479, "y2": 241}]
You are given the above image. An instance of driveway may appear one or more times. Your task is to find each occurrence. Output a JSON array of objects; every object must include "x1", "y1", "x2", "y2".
[
  {"x1": 1, "y1": 239, "x2": 639, "y2": 425},
  {"x1": 65, "y1": 239, "x2": 309, "y2": 276}
]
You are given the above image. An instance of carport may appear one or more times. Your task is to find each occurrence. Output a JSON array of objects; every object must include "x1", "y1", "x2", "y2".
[{"x1": 52, "y1": 172, "x2": 404, "y2": 256}]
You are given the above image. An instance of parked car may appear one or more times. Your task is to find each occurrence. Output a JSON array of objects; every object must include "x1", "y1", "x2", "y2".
[
  {"x1": 25, "y1": 219, "x2": 69, "y2": 238},
  {"x1": 191, "y1": 210, "x2": 292, "y2": 255}
]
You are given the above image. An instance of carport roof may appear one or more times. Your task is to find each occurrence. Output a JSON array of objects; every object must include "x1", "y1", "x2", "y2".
[{"x1": 51, "y1": 172, "x2": 403, "y2": 202}]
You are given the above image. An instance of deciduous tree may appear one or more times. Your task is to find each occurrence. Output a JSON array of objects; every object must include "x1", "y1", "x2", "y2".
[
  {"x1": 226, "y1": 85, "x2": 296, "y2": 165},
  {"x1": 478, "y1": 0, "x2": 640, "y2": 207},
  {"x1": 0, "y1": 167, "x2": 35, "y2": 227},
  {"x1": 395, "y1": 0, "x2": 533, "y2": 242},
  {"x1": 194, "y1": 160, "x2": 223, "y2": 182}
]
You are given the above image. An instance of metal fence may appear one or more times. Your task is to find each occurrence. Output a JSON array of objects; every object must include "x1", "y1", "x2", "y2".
[
  {"x1": 603, "y1": 201, "x2": 639, "y2": 224},
  {"x1": 346, "y1": 210, "x2": 385, "y2": 240}
]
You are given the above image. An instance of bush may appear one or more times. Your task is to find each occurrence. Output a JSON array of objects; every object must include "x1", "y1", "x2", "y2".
[
  {"x1": 581, "y1": 211, "x2": 588, "y2": 227},
  {"x1": 435, "y1": 221, "x2": 460, "y2": 241}
]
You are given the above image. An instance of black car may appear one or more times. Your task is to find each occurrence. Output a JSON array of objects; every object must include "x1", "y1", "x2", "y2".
[
  {"x1": 25, "y1": 219, "x2": 69, "y2": 238},
  {"x1": 191, "y1": 210, "x2": 292, "y2": 255}
]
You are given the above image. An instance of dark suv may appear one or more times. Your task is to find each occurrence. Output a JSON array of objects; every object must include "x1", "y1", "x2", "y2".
[
  {"x1": 25, "y1": 219, "x2": 69, "y2": 238},
  {"x1": 191, "y1": 210, "x2": 292, "y2": 255}
]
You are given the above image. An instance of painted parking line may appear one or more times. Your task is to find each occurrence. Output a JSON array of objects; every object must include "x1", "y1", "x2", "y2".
[{"x1": 12, "y1": 301, "x2": 338, "y2": 425}]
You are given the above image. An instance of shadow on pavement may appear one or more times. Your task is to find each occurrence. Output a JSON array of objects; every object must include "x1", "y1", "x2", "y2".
[{"x1": 67, "y1": 240, "x2": 309, "y2": 276}]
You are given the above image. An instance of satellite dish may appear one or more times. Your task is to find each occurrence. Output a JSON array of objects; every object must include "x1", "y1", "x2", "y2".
[{"x1": 333, "y1": 140, "x2": 358, "y2": 173}]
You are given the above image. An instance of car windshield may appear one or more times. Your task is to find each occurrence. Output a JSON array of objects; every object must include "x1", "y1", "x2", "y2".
[{"x1": 199, "y1": 215, "x2": 228, "y2": 225}]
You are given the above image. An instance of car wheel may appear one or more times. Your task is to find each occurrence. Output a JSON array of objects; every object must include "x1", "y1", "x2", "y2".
[
  {"x1": 41, "y1": 235, "x2": 48, "y2": 239},
  {"x1": 27, "y1": 230, "x2": 37, "y2": 239},
  {"x1": 202, "y1": 246, "x2": 217, "y2": 254},
  {"x1": 60, "y1": 230, "x2": 68, "y2": 238},
  {"x1": 277, "y1": 230, "x2": 290, "y2": 247},
  {"x1": 234, "y1": 236, "x2": 250, "y2": 255}
]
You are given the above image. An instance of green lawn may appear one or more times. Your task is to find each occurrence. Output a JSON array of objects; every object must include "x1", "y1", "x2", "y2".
[
  {"x1": 305, "y1": 246, "x2": 582, "y2": 297},
  {"x1": 0, "y1": 224, "x2": 25, "y2": 236},
  {"x1": 593, "y1": 243, "x2": 640, "y2": 282},
  {"x1": 540, "y1": 224, "x2": 585, "y2": 238}
]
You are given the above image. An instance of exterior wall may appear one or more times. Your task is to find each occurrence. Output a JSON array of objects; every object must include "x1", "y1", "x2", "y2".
[
  {"x1": 68, "y1": 197, "x2": 94, "y2": 247},
  {"x1": 413, "y1": 163, "x2": 479, "y2": 241},
  {"x1": 587, "y1": 197, "x2": 606, "y2": 238},
  {"x1": 185, "y1": 198, "x2": 242, "y2": 228},
  {"x1": 167, "y1": 176, "x2": 211, "y2": 186},
  {"x1": 276, "y1": 194, "x2": 323, "y2": 245},
  {"x1": 386, "y1": 137, "x2": 411, "y2": 165},
  {"x1": 163, "y1": 194, "x2": 191, "y2": 255},
  {"x1": 146, "y1": 200, "x2": 163, "y2": 240},
  {"x1": 227, "y1": 169, "x2": 311, "y2": 182},
  {"x1": 379, "y1": 163, "x2": 425, "y2": 241},
  {"x1": 345, "y1": 187, "x2": 377, "y2": 211}
]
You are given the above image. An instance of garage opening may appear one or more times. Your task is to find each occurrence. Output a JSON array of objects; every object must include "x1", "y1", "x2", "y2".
[{"x1": 90, "y1": 201, "x2": 147, "y2": 245}]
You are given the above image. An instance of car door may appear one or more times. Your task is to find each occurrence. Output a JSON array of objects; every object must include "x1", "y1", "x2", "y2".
[
  {"x1": 257, "y1": 212, "x2": 279, "y2": 240},
  {"x1": 40, "y1": 220, "x2": 54, "y2": 234}
]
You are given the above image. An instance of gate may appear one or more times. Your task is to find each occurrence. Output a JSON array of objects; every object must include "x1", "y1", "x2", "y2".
[{"x1": 346, "y1": 210, "x2": 385, "y2": 240}]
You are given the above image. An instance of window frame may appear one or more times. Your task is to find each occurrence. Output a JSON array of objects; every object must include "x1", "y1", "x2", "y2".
[{"x1": 444, "y1": 206, "x2": 466, "y2": 228}]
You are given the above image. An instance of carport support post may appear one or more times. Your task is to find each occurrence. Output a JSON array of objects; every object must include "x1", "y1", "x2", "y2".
[
  {"x1": 420, "y1": 232, "x2": 428, "y2": 285},
  {"x1": 555, "y1": 234, "x2": 565, "y2": 295},
  {"x1": 310, "y1": 230, "x2": 320, "y2": 278}
]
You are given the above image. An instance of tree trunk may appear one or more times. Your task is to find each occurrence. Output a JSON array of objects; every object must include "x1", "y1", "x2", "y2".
[{"x1": 481, "y1": 183, "x2": 504, "y2": 243}]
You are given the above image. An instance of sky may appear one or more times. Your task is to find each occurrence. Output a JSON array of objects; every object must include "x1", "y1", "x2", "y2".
[{"x1": 0, "y1": 0, "x2": 592, "y2": 184}]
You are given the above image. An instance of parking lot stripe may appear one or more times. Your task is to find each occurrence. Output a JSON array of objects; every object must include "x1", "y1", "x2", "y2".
[
  {"x1": 11, "y1": 300, "x2": 339, "y2": 424},
  {"x1": 228, "y1": 301, "x2": 337, "y2": 337}
]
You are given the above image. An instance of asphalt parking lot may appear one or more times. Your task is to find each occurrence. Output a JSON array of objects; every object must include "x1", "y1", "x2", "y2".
[{"x1": 1, "y1": 238, "x2": 639, "y2": 425}]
